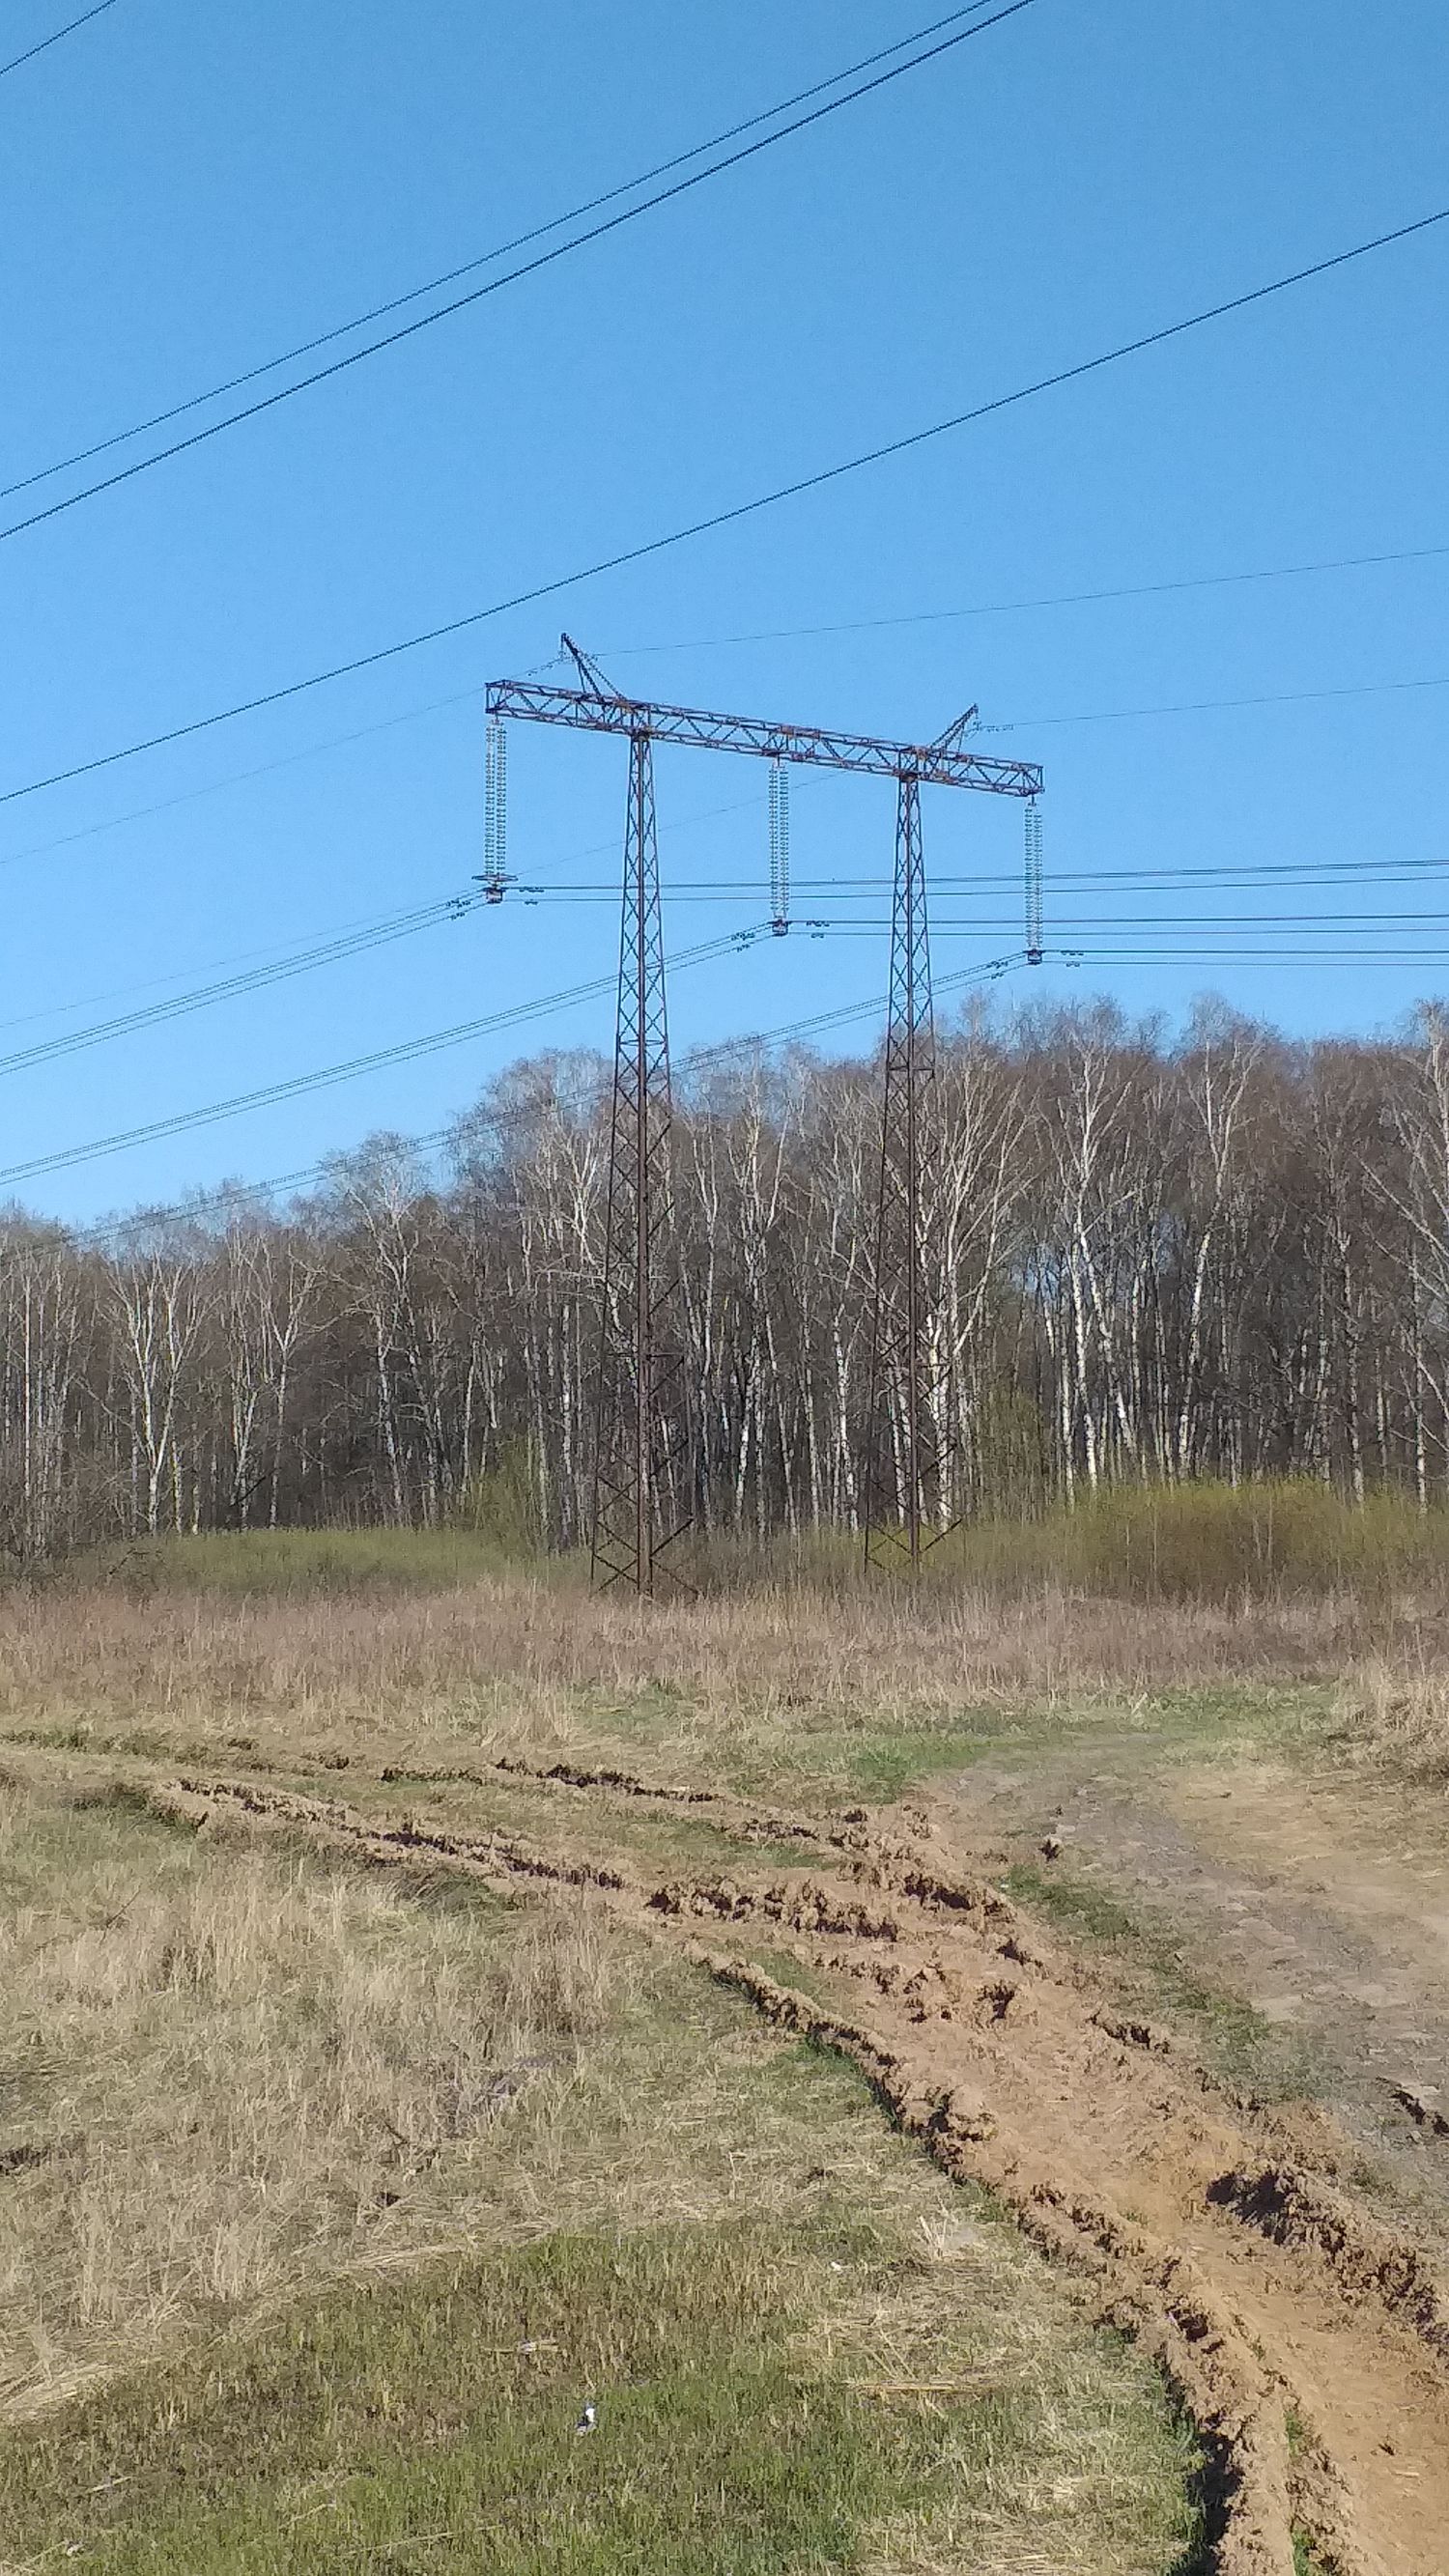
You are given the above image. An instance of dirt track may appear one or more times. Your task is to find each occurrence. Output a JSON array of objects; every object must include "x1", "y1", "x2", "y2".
[{"x1": 93, "y1": 1750, "x2": 1448, "y2": 2576}]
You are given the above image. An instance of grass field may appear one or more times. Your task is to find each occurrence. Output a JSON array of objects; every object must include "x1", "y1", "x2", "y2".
[
  {"x1": 7, "y1": 1498, "x2": 1449, "y2": 2573},
  {"x1": 2, "y1": 1498, "x2": 1442, "y2": 1808},
  {"x1": 0, "y1": 1764, "x2": 1203, "y2": 2575}
]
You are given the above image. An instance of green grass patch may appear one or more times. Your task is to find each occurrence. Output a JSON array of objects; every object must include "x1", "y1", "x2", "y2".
[
  {"x1": 935, "y1": 1478, "x2": 1449, "y2": 1604},
  {"x1": 1293, "y1": 2534, "x2": 1334, "y2": 2576},
  {"x1": 66, "y1": 1526, "x2": 573, "y2": 1600},
  {"x1": 759, "y1": 1688, "x2": 1336, "y2": 1808},
  {"x1": 45, "y1": 1475, "x2": 1449, "y2": 1608},
  {"x1": 0, "y1": 2214, "x2": 1204, "y2": 2576},
  {"x1": 0, "y1": 2224, "x2": 910, "y2": 2571}
]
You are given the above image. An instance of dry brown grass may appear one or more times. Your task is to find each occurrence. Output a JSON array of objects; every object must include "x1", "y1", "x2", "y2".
[
  {"x1": 0, "y1": 1571, "x2": 1394, "y2": 1755},
  {"x1": 1340, "y1": 1661, "x2": 1449, "y2": 1782},
  {"x1": 0, "y1": 1560, "x2": 1439, "y2": 1818},
  {"x1": 0, "y1": 1773, "x2": 632, "y2": 2414}
]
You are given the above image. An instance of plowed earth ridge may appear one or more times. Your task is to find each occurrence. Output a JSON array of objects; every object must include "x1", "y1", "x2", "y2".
[{"x1": 43, "y1": 1752, "x2": 1449, "y2": 2576}]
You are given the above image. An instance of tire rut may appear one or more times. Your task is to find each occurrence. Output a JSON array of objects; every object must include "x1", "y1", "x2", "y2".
[{"x1": 110, "y1": 1767, "x2": 1449, "y2": 2575}]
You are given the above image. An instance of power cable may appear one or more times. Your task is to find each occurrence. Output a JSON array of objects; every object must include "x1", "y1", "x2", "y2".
[
  {"x1": 74, "y1": 948, "x2": 1024, "y2": 1231},
  {"x1": 1063, "y1": 947, "x2": 1449, "y2": 968},
  {"x1": 930, "y1": 858, "x2": 1449, "y2": 889},
  {"x1": 11, "y1": 845, "x2": 1435, "y2": 1051},
  {"x1": 0, "y1": 787, "x2": 769, "y2": 1033},
  {"x1": 7, "y1": 534, "x2": 1443, "y2": 874},
  {"x1": 0, "y1": 0, "x2": 1037, "y2": 543},
  {"x1": 0, "y1": 901, "x2": 457, "y2": 1034},
  {"x1": 876, "y1": 915, "x2": 1449, "y2": 933},
  {"x1": 2, "y1": 2, "x2": 1014, "y2": 501},
  {"x1": 989, "y1": 672, "x2": 1449, "y2": 731},
  {"x1": 0, "y1": 891, "x2": 485, "y2": 1080},
  {"x1": 0, "y1": 926, "x2": 773, "y2": 1188},
  {"x1": 9, "y1": 196, "x2": 1446, "y2": 809},
  {"x1": 514, "y1": 883, "x2": 1449, "y2": 910},
  {"x1": 0, "y1": 0, "x2": 117, "y2": 80},
  {"x1": 60, "y1": 910, "x2": 1449, "y2": 1230},
  {"x1": 0, "y1": 781, "x2": 821, "y2": 1047},
  {"x1": 652, "y1": 917, "x2": 1449, "y2": 937},
  {"x1": 0, "y1": 690, "x2": 487, "y2": 873},
  {"x1": 513, "y1": 858, "x2": 1449, "y2": 892},
  {"x1": 0, "y1": 702, "x2": 760, "y2": 882},
  {"x1": 598, "y1": 540, "x2": 1449, "y2": 660},
  {"x1": 15, "y1": 859, "x2": 1449, "y2": 1076}
]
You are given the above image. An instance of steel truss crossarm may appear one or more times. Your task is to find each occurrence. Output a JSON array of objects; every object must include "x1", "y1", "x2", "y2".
[{"x1": 485, "y1": 677, "x2": 1042, "y2": 800}]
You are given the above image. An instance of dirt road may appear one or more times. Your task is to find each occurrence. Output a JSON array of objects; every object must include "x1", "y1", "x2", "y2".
[{"x1": 943, "y1": 1743, "x2": 1449, "y2": 2231}]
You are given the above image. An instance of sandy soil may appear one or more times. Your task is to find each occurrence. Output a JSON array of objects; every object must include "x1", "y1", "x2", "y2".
[{"x1": 941, "y1": 1745, "x2": 1449, "y2": 2232}]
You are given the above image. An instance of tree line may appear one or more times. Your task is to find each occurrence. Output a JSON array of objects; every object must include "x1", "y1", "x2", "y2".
[{"x1": 5, "y1": 998, "x2": 1449, "y2": 1558}]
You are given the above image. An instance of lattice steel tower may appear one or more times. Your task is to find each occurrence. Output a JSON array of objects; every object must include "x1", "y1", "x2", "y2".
[
  {"x1": 862, "y1": 771, "x2": 952, "y2": 1568},
  {"x1": 589, "y1": 719, "x2": 694, "y2": 1591},
  {"x1": 485, "y1": 644, "x2": 1043, "y2": 1588}
]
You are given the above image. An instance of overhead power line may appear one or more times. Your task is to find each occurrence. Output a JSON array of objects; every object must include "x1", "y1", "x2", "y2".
[
  {"x1": 0, "y1": 890, "x2": 483, "y2": 1080},
  {"x1": 1067, "y1": 947, "x2": 1449, "y2": 969},
  {"x1": 514, "y1": 857, "x2": 1449, "y2": 893},
  {"x1": 860, "y1": 913, "x2": 1449, "y2": 933},
  {"x1": 0, "y1": 688, "x2": 486, "y2": 872},
  {"x1": 8, "y1": 198, "x2": 1446, "y2": 810},
  {"x1": 72, "y1": 949, "x2": 1025, "y2": 1231},
  {"x1": 1001, "y1": 855, "x2": 1449, "y2": 889},
  {"x1": 13, "y1": 850, "x2": 1449, "y2": 1080},
  {"x1": 0, "y1": 927, "x2": 772, "y2": 1188},
  {"x1": 598, "y1": 540, "x2": 1449, "y2": 659},
  {"x1": 526, "y1": 895, "x2": 1449, "y2": 928},
  {"x1": 0, "y1": 0, "x2": 118, "y2": 80},
  {"x1": 0, "y1": 0, "x2": 1036, "y2": 543},
  {"x1": 12, "y1": 873, "x2": 1449, "y2": 1072},
  {"x1": 2, "y1": 1, "x2": 1015, "y2": 502},
  {"x1": 5, "y1": 534, "x2": 1446, "y2": 874},
  {"x1": 992, "y1": 672, "x2": 1449, "y2": 730}
]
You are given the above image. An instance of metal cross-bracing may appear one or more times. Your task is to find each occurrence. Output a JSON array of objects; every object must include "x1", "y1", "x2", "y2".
[
  {"x1": 485, "y1": 675, "x2": 1044, "y2": 800},
  {"x1": 490, "y1": 636, "x2": 1044, "y2": 1585},
  {"x1": 863, "y1": 773, "x2": 956, "y2": 1570},
  {"x1": 589, "y1": 730, "x2": 693, "y2": 1594}
]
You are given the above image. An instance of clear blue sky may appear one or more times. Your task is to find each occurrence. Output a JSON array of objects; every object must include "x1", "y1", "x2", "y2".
[{"x1": 1, "y1": 0, "x2": 1446, "y2": 1223}]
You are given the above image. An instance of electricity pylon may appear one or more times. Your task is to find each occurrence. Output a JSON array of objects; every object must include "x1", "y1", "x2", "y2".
[
  {"x1": 588, "y1": 722, "x2": 693, "y2": 1592},
  {"x1": 862, "y1": 770, "x2": 952, "y2": 1568},
  {"x1": 485, "y1": 645, "x2": 1043, "y2": 1587}
]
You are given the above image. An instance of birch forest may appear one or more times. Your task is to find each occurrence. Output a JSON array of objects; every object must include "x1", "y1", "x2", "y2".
[{"x1": 8, "y1": 997, "x2": 1449, "y2": 1557}]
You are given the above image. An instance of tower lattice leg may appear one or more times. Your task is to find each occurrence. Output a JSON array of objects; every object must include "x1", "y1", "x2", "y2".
[
  {"x1": 589, "y1": 729, "x2": 692, "y2": 1593},
  {"x1": 863, "y1": 771, "x2": 955, "y2": 1569}
]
